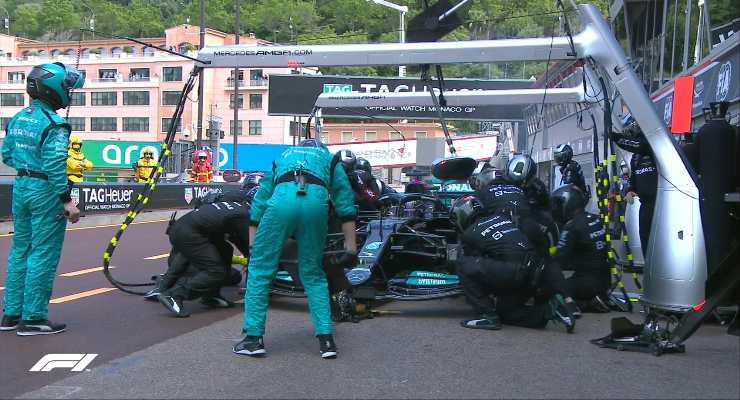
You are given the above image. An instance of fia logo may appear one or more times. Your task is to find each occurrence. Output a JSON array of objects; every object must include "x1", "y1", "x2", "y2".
[
  {"x1": 663, "y1": 96, "x2": 673, "y2": 124},
  {"x1": 184, "y1": 187, "x2": 193, "y2": 204},
  {"x1": 29, "y1": 354, "x2": 98, "y2": 372},
  {"x1": 716, "y1": 61, "x2": 731, "y2": 101}
]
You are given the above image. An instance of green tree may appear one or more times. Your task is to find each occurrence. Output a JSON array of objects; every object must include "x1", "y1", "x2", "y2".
[
  {"x1": 38, "y1": 0, "x2": 81, "y2": 36},
  {"x1": 12, "y1": 3, "x2": 42, "y2": 38}
]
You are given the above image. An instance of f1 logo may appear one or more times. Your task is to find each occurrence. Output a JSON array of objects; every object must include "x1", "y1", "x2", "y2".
[{"x1": 29, "y1": 354, "x2": 98, "y2": 372}]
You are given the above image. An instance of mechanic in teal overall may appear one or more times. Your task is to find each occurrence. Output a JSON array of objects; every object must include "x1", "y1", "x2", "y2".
[
  {"x1": 234, "y1": 139, "x2": 357, "y2": 359},
  {"x1": 0, "y1": 63, "x2": 84, "y2": 335}
]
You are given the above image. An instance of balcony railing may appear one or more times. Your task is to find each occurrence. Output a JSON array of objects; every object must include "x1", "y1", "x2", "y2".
[{"x1": 226, "y1": 78, "x2": 268, "y2": 87}]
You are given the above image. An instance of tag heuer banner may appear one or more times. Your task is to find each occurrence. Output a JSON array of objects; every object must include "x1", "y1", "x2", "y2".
[
  {"x1": 268, "y1": 74, "x2": 532, "y2": 121},
  {"x1": 83, "y1": 140, "x2": 162, "y2": 169}
]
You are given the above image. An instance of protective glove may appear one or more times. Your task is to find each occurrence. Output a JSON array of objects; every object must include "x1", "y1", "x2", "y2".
[
  {"x1": 232, "y1": 255, "x2": 248, "y2": 266},
  {"x1": 329, "y1": 251, "x2": 358, "y2": 269}
]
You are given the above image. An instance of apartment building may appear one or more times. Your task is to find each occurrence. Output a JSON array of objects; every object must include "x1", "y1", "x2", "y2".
[
  {"x1": 320, "y1": 122, "x2": 449, "y2": 144},
  {"x1": 0, "y1": 25, "x2": 297, "y2": 145}
]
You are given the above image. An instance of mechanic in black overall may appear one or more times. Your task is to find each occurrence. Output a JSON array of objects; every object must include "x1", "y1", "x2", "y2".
[
  {"x1": 453, "y1": 195, "x2": 547, "y2": 330},
  {"x1": 550, "y1": 185, "x2": 611, "y2": 305},
  {"x1": 611, "y1": 114, "x2": 658, "y2": 255},
  {"x1": 554, "y1": 144, "x2": 588, "y2": 195},
  {"x1": 156, "y1": 191, "x2": 251, "y2": 317},
  {"x1": 504, "y1": 155, "x2": 581, "y2": 318}
]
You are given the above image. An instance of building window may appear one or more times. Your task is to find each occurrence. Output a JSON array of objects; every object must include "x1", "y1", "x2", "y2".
[
  {"x1": 365, "y1": 131, "x2": 377, "y2": 141},
  {"x1": 249, "y1": 94, "x2": 262, "y2": 109},
  {"x1": 162, "y1": 118, "x2": 182, "y2": 133},
  {"x1": 341, "y1": 131, "x2": 353, "y2": 143},
  {"x1": 8, "y1": 71, "x2": 25, "y2": 83},
  {"x1": 0, "y1": 93, "x2": 24, "y2": 106},
  {"x1": 162, "y1": 67, "x2": 182, "y2": 82},
  {"x1": 69, "y1": 92, "x2": 85, "y2": 106},
  {"x1": 248, "y1": 120, "x2": 262, "y2": 135},
  {"x1": 67, "y1": 117, "x2": 85, "y2": 132},
  {"x1": 123, "y1": 91, "x2": 150, "y2": 106},
  {"x1": 129, "y1": 68, "x2": 150, "y2": 81},
  {"x1": 389, "y1": 131, "x2": 402, "y2": 140},
  {"x1": 91, "y1": 117, "x2": 117, "y2": 131},
  {"x1": 91, "y1": 92, "x2": 117, "y2": 106},
  {"x1": 250, "y1": 69, "x2": 265, "y2": 86},
  {"x1": 1, "y1": 117, "x2": 11, "y2": 131},
  {"x1": 228, "y1": 70, "x2": 245, "y2": 85},
  {"x1": 415, "y1": 131, "x2": 427, "y2": 139},
  {"x1": 162, "y1": 91, "x2": 181, "y2": 106},
  {"x1": 98, "y1": 69, "x2": 117, "y2": 81},
  {"x1": 123, "y1": 117, "x2": 149, "y2": 132},
  {"x1": 230, "y1": 120, "x2": 244, "y2": 136},
  {"x1": 230, "y1": 94, "x2": 244, "y2": 109}
]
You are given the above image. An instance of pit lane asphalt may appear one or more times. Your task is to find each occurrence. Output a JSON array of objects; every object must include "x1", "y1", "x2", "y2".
[
  {"x1": 2, "y1": 220, "x2": 739, "y2": 399},
  {"x1": 0, "y1": 220, "x2": 243, "y2": 399}
]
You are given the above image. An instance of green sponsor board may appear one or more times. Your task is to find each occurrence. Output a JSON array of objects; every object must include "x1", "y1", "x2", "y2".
[{"x1": 84, "y1": 140, "x2": 162, "y2": 169}]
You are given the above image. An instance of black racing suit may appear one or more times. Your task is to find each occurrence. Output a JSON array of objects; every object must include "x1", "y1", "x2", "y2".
[
  {"x1": 458, "y1": 213, "x2": 549, "y2": 328},
  {"x1": 559, "y1": 160, "x2": 588, "y2": 194},
  {"x1": 551, "y1": 212, "x2": 611, "y2": 301},
  {"x1": 165, "y1": 201, "x2": 250, "y2": 299},
  {"x1": 610, "y1": 129, "x2": 658, "y2": 254},
  {"x1": 628, "y1": 152, "x2": 657, "y2": 252}
]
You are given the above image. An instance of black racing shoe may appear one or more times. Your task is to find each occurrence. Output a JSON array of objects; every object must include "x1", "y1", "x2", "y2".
[
  {"x1": 200, "y1": 295, "x2": 234, "y2": 308},
  {"x1": 564, "y1": 301, "x2": 582, "y2": 319},
  {"x1": 317, "y1": 335, "x2": 337, "y2": 359},
  {"x1": 16, "y1": 319, "x2": 66, "y2": 336},
  {"x1": 233, "y1": 336, "x2": 266, "y2": 357},
  {"x1": 1, "y1": 315, "x2": 21, "y2": 331},
  {"x1": 143, "y1": 288, "x2": 162, "y2": 302},
  {"x1": 550, "y1": 294, "x2": 576, "y2": 333},
  {"x1": 461, "y1": 313, "x2": 502, "y2": 330},
  {"x1": 157, "y1": 294, "x2": 190, "y2": 318}
]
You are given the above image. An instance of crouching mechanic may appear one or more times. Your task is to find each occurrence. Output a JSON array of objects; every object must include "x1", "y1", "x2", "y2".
[
  {"x1": 156, "y1": 191, "x2": 251, "y2": 317},
  {"x1": 452, "y1": 196, "x2": 564, "y2": 331},
  {"x1": 235, "y1": 139, "x2": 357, "y2": 359},
  {"x1": 1, "y1": 63, "x2": 84, "y2": 335},
  {"x1": 550, "y1": 185, "x2": 611, "y2": 307}
]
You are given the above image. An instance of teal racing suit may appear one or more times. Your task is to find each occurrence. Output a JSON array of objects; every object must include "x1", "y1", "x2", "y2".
[
  {"x1": 2, "y1": 100, "x2": 72, "y2": 321},
  {"x1": 243, "y1": 146, "x2": 356, "y2": 336}
]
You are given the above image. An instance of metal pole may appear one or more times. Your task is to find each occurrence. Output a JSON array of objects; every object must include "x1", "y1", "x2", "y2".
[
  {"x1": 399, "y1": 11, "x2": 406, "y2": 77},
  {"x1": 671, "y1": 0, "x2": 679, "y2": 77},
  {"x1": 196, "y1": 0, "x2": 206, "y2": 147},
  {"x1": 1, "y1": 6, "x2": 10, "y2": 35},
  {"x1": 702, "y1": 0, "x2": 712, "y2": 52},
  {"x1": 232, "y1": 0, "x2": 240, "y2": 170},
  {"x1": 659, "y1": 0, "x2": 669, "y2": 85},
  {"x1": 682, "y1": 0, "x2": 692, "y2": 72}
]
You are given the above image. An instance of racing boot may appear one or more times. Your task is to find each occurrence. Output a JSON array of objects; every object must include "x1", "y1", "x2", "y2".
[
  {"x1": 233, "y1": 335, "x2": 266, "y2": 357},
  {"x1": 143, "y1": 274, "x2": 166, "y2": 302},
  {"x1": 317, "y1": 334, "x2": 337, "y2": 359},
  {"x1": 16, "y1": 319, "x2": 66, "y2": 336},
  {"x1": 461, "y1": 313, "x2": 502, "y2": 330},
  {"x1": 550, "y1": 294, "x2": 576, "y2": 333},
  {"x1": 564, "y1": 299, "x2": 582, "y2": 319},
  {"x1": 0, "y1": 315, "x2": 21, "y2": 331},
  {"x1": 157, "y1": 294, "x2": 190, "y2": 318},
  {"x1": 200, "y1": 295, "x2": 234, "y2": 308}
]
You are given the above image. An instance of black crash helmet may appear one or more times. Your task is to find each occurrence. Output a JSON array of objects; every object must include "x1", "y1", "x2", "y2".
[
  {"x1": 553, "y1": 144, "x2": 573, "y2": 166},
  {"x1": 504, "y1": 154, "x2": 537, "y2": 185},
  {"x1": 355, "y1": 157, "x2": 372, "y2": 175},
  {"x1": 550, "y1": 185, "x2": 587, "y2": 224},
  {"x1": 336, "y1": 149, "x2": 357, "y2": 172},
  {"x1": 242, "y1": 172, "x2": 263, "y2": 190},
  {"x1": 449, "y1": 195, "x2": 484, "y2": 231}
]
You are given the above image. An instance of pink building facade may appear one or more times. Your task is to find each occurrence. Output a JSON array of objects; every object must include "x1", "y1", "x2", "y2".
[{"x1": 0, "y1": 26, "x2": 298, "y2": 145}]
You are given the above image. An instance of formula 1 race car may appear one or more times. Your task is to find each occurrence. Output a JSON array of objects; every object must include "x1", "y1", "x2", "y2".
[{"x1": 269, "y1": 157, "x2": 478, "y2": 319}]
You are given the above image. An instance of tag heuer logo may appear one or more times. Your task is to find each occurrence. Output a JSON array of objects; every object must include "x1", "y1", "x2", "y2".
[
  {"x1": 184, "y1": 188, "x2": 193, "y2": 204},
  {"x1": 70, "y1": 188, "x2": 80, "y2": 207}
]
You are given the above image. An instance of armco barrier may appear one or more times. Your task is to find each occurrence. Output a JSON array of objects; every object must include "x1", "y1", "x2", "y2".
[{"x1": 0, "y1": 181, "x2": 243, "y2": 220}]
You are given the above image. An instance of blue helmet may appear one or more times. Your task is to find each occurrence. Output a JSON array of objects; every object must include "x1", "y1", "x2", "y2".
[{"x1": 26, "y1": 62, "x2": 84, "y2": 110}]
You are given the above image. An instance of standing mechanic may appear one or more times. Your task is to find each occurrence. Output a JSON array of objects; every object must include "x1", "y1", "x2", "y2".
[
  {"x1": 235, "y1": 139, "x2": 357, "y2": 359},
  {"x1": 156, "y1": 191, "x2": 251, "y2": 317},
  {"x1": 550, "y1": 185, "x2": 611, "y2": 306},
  {"x1": 1, "y1": 63, "x2": 84, "y2": 335},
  {"x1": 66, "y1": 134, "x2": 93, "y2": 183},
  {"x1": 611, "y1": 114, "x2": 657, "y2": 255},
  {"x1": 553, "y1": 144, "x2": 588, "y2": 194},
  {"x1": 134, "y1": 146, "x2": 158, "y2": 184}
]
